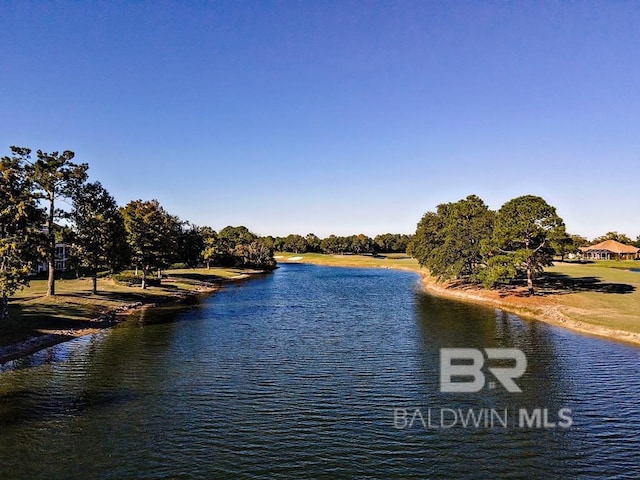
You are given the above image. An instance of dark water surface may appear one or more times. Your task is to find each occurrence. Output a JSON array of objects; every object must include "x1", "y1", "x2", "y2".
[{"x1": 1, "y1": 264, "x2": 639, "y2": 479}]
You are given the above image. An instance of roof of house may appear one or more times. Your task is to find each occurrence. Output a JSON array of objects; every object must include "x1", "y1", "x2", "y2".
[{"x1": 578, "y1": 239, "x2": 640, "y2": 254}]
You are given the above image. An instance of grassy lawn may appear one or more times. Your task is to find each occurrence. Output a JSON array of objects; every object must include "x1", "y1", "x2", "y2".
[
  {"x1": 545, "y1": 262, "x2": 640, "y2": 333},
  {"x1": 275, "y1": 252, "x2": 421, "y2": 270},
  {"x1": 564, "y1": 259, "x2": 640, "y2": 270},
  {"x1": 1, "y1": 267, "x2": 243, "y2": 348}
]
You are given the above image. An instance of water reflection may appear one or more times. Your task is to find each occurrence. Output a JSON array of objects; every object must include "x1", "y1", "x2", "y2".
[{"x1": 0, "y1": 264, "x2": 638, "y2": 479}]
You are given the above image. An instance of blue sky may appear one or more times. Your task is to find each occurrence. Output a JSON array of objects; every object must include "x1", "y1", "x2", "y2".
[{"x1": 1, "y1": 1, "x2": 639, "y2": 239}]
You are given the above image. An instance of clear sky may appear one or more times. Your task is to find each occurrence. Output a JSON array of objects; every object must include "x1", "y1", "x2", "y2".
[{"x1": 1, "y1": 1, "x2": 639, "y2": 239}]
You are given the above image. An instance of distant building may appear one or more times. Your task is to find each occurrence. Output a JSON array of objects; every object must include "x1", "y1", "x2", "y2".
[
  {"x1": 35, "y1": 223, "x2": 72, "y2": 273},
  {"x1": 579, "y1": 240, "x2": 640, "y2": 261},
  {"x1": 36, "y1": 243, "x2": 71, "y2": 272}
]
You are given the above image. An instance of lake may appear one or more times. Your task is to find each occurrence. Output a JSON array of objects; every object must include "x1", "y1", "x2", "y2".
[{"x1": 1, "y1": 263, "x2": 639, "y2": 479}]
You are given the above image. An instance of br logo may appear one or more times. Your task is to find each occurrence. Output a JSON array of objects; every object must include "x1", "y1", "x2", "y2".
[{"x1": 440, "y1": 348, "x2": 527, "y2": 393}]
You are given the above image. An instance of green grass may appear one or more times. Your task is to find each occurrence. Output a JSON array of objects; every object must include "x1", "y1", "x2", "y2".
[
  {"x1": 166, "y1": 267, "x2": 250, "y2": 280},
  {"x1": 275, "y1": 252, "x2": 422, "y2": 270},
  {"x1": 545, "y1": 263, "x2": 640, "y2": 333},
  {"x1": 2, "y1": 267, "x2": 243, "y2": 348},
  {"x1": 571, "y1": 259, "x2": 640, "y2": 270}
]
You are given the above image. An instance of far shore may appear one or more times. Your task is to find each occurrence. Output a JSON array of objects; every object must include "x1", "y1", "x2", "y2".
[
  {"x1": 3, "y1": 255, "x2": 638, "y2": 366},
  {"x1": 0, "y1": 268, "x2": 265, "y2": 365},
  {"x1": 276, "y1": 252, "x2": 640, "y2": 347}
]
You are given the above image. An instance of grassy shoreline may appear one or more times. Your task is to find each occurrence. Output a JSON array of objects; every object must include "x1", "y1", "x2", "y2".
[
  {"x1": 276, "y1": 252, "x2": 640, "y2": 347},
  {"x1": 0, "y1": 267, "x2": 263, "y2": 364}
]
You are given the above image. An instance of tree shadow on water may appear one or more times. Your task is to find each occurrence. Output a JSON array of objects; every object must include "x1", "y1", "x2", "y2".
[{"x1": 0, "y1": 388, "x2": 138, "y2": 427}]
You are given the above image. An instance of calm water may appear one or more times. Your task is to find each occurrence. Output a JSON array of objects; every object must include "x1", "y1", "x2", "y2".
[{"x1": 1, "y1": 264, "x2": 639, "y2": 479}]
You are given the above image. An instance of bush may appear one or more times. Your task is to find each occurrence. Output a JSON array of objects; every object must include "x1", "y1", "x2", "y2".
[{"x1": 111, "y1": 273, "x2": 161, "y2": 287}]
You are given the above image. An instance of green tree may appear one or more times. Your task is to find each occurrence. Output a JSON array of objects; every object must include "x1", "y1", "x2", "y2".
[
  {"x1": 283, "y1": 234, "x2": 307, "y2": 253},
  {"x1": 591, "y1": 231, "x2": 634, "y2": 245},
  {"x1": 120, "y1": 199, "x2": 181, "y2": 289},
  {"x1": 480, "y1": 195, "x2": 565, "y2": 295},
  {"x1": 320, "y1": 235, "x2": 345, "y2": 254},
  {"x1": 200, "y1": 226, "x2": 219, "y2": 268},
  {"x1": 218, "y1": 226, "x2": 256, "y2": 250},
  {"x1": 200, "y1": 226, "x2": 275, "y2": 269},
  {"x1": 261, "y1": 235, "x2": 275, "y2": 250},
  {"x1": 374, "y1": 233, "x2": 413, "y2": 253},
  {"x1": 213, "y1": 226, "x2": 258, "y2": 266},
  {"x1": 70, "y1": 182, "x2": 128, "y2": 294},
  {"x1": 0, "y1": 148, "x2": 45, "y2": 319},
  {"x1": 28, "y1": 149, "x2": 88, "y2": 296},
  {"x1": 271, "y1": 236, "x2": 286, "y2": 252},
  {"x1": 409, "y1": 212, "x2": 442, "y2": 262},
  {"x1": 157, "y1": 211, "x2": 182, "y2": 277},
  {"x1": 176, "y1": 224, "x2": 205, "y2": 268},
  {"x1": 412, "y1": 195, "x2": 494, "y2": 281},
  {"x1": 233, "y1": 239, "x2": 277, "y2": 270},
  {"x1": 305, "y1": 233, "x2": 321, "y2": 253},
  {"x1": 550, "y1": 232, "x2": 575, "y2": 261},
  {"x1": 348, "y1": 234, "x2": 375, "y2": 254},
  {"x1": 570, "y1": 234, "x2": 589, "y2": 249},
  {"x1": 219, "y1": 225, "x2": 256, "y2": 245}
]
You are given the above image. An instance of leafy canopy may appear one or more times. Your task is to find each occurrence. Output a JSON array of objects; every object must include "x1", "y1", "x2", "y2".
[
  {"x1": 412, "y1": 195, "x2": 494, "y2": 281},
  {"x1": 71, "y1": 182, "x2": 129, "y2": 292},
  {"x1": 120, "y1": 199, "x2": 182, "y2": 287},
  {"x1": 479, "y1": 195, "x2": 565, "y2": 290},
  {"x1": 0, "y1": 148, "x2": 45, "y2": 318}
]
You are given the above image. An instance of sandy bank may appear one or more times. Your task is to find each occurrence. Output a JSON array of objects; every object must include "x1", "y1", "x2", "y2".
[{"x1": 418, "y1": 273, "x2": 640, "y2": 347}]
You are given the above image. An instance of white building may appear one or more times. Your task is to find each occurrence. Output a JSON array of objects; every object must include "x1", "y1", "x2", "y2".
[{"x1": 36, "y1": 243, "x2": 71, "y2": 273}]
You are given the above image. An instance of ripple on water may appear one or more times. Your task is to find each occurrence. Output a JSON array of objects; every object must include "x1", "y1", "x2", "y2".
[{"x1": 0, "y1": 264, "x2": 639, "y2": 479}]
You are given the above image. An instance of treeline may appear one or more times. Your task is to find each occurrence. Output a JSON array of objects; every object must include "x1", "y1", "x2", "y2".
[
  {"x1": 266, "y1": 233, "x2": 412, "y2": 255},
  {"x1": 409, "y1": 194, "x2": 569, "y2": 294},
  {"x1": 586, "y1": 231, "x2": 640, "y2": 248},
  {"x1": 0, "y1": 146, "x2": 276, "y2": 319}
]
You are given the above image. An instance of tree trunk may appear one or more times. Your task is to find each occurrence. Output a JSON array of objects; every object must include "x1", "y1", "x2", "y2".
[
  {"x1": 526, "y1": 264, "x2": 534, "y2": 296},
  {"x1": 46, "y1": 196, "x2": 56, "y2": 296},
  {"x1": 0, "y1": 292, "x2": 8, "y2": 321},
  {"x1": 141, "y1": 268, "x2": 147, "y2": 290},
  {"x1": 92, "y1": 270, "x2": 98, "y2": 295},
  {"x1": 47, "y1": 257, "x2": 55, "y2": 295}
]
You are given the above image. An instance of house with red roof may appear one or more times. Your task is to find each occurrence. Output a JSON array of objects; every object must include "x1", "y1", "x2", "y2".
[{"x1": 579, "y1": 240, "x2": 640, "y2": 261}]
